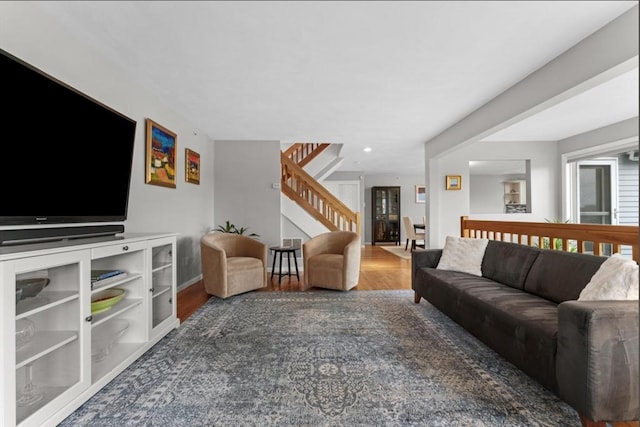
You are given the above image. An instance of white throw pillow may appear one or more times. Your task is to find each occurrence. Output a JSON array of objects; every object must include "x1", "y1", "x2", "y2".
[
  {"x1": 436, "y1": 236, "x2": 489, "y2": 277},
  {"x1": 578, "y1": 254, "x2": 639, "y2": 301}
]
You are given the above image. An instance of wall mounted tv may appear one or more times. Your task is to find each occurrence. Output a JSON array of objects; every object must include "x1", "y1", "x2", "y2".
[{"x1": 1, "y1": 49, "x2": 137, "y2": 233}]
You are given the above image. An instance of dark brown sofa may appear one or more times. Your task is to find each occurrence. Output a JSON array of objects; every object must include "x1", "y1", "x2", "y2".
[{"x1": 411, "y1": 240, "x2": 639, "y2": 425}]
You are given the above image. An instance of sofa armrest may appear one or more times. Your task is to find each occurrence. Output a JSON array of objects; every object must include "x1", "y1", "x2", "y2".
[
  {"x1": 411, "y1": 249, "x2": 442, "y2": 293},
  {"x1": 411, "y1": 249, "x2": 442, "y2": 269},
  {"x1": 557, "y1": 300, "x2": 639, "y2": 422}
]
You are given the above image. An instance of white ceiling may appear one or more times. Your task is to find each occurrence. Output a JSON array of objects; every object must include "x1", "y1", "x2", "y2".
[{"x1": 34, "y1": 1, "x2": 639, "y2": 175}]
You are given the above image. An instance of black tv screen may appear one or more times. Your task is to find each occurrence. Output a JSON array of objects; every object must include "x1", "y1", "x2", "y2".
[{"x1": 1, "y1": 49, "x2": 137, "y2": 226}]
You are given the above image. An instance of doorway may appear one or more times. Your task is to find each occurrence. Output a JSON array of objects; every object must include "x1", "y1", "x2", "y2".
[{"x1": 576, "y1": 159, "x2": 618, "y2": 225}]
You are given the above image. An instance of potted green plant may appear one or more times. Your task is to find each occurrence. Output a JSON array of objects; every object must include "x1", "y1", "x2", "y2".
[
  {"x1": 541, "y1": 218, "x2": 576, "y2": 252},
  {"x1": 213, "y1": 220, "x2": 259, "y2": 238}
]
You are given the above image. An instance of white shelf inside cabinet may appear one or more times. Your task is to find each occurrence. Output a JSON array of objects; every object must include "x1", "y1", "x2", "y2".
[
  {"x1": 152, "y1": 263, "x2": 172, "y2": 273},
  {"x1": 91, "y1": 298, "x2": 143, "y2": 327},
  {"x1": 16, "y1": 331, "x2": 78, "y2": 368},
  {"x1": 16, "y1": 291, "x2": 78, "y2": 319},
  {"x1": 152, "y1": 285, "x2": 171, "y2": 299},
  {"x1": 91, "y1": 272, "x2": 142, "y2": 292}
]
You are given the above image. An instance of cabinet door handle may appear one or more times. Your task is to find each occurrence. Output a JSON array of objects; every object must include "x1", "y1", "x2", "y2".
[
  {"x1": 122, "y1": 246, "x2": 129, "y2": 252},
  {"x1": 85, "y1": 315, "x2": 93, "y2": 322},
  {"x1": 150, "y1": 288, "x2": 155, "y2": 293}
]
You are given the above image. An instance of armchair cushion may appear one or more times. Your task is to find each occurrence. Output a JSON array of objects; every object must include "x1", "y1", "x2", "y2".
[{"x1": 307, "y1": 254, "x2": 344, "y2": 290}]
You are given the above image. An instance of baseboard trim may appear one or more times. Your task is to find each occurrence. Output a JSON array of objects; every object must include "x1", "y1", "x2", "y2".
[{"x1": 178, "y1": 274, "x2": 202, "y2": 292}]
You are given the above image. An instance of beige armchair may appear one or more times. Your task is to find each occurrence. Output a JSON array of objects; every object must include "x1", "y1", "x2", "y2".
[
  {"x1": 303, "y1": 231, "x2": 361, "y2": 291},
  {"x1": 200, "y1": 233, "x2": 268, "y2": 299}
]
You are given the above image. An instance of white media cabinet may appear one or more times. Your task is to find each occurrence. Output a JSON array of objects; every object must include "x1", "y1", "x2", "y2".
[{"x1": 0, "y1": 233, "x2": 180, "y2": 426}]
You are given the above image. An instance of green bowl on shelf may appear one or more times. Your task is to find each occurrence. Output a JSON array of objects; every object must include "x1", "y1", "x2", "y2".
[{"x1": 91, "y1": 288, "x2": 126, "y2": 315}]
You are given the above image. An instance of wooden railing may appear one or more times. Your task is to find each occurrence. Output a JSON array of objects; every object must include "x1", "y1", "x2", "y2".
[
  {"x1": 282, "y1": 143, "x2": 330, "y2": 169},
  {"x1": 281, "y1": 152, "x2": 361, "y2": 234},
  {"x1": 460, "y1": 216, "x2": 639, "y2": 262}
]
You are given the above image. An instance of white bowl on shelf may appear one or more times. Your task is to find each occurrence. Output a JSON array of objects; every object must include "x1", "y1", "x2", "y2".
[
  {"x1": 91, "y1": 319, "x2": 130, "y2": 363},
  {"x1": 16, "y1": 278, "x2": 50, "y2": 299}
]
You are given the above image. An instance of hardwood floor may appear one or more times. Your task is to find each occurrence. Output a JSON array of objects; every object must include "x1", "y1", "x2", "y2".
[{"x1": 177, "y1": 244, "x2": 411, "y2": 323}]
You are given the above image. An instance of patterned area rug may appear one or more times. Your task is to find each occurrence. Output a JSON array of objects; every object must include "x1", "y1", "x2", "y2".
[
  {"x1": 380, "y1": 245, "x2": 412, "y2": 260},
  {"x1": 61, "y1": 291, "x2": 578, "y2": 426}
]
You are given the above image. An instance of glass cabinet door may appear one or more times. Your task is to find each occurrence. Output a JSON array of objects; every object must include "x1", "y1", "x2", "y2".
[
  {"x1": 9, "y1": 251, "x2": 90, "y2": 426},
  {"x1": 372, "y1": 187, "x2": 401, "y2": 245},
  {"x1": 149, "y1": 238, "x2": 176, "y2": 339}
]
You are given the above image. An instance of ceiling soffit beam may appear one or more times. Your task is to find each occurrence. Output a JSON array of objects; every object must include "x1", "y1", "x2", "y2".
[
  {"x1": 424, "y1": 4, "x2": 639, "y2": 160},
  {"x1": 559, "y1": 116, "x2": 639, "y2": 161}
]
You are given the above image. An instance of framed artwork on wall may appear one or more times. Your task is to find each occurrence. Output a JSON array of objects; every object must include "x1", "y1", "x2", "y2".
[
  {"x1": 446, "y1": 175, "x2": 462, "y2": 190},
  {"x1": 185, "y1": 148, "x2": 200, "y2": 184},
  {"x1": 145, "y1": 118, "x2": 177, "y2": 188},
  {"x1": 415, "y1": 185, "x2": 426, "y2": 203}
]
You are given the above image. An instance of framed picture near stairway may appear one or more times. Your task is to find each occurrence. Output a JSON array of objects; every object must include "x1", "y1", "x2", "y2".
[
  {"x1": 145, "y1": 118, "x2": 177, "y2": 188},
  {"x1": 185, "y1": 148, "x2": 200, "y2": 184}
]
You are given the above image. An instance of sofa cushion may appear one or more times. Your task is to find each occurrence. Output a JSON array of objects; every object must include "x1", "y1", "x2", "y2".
[
  {"x1": 481, "y1": 240, "x2": 540, "y2": 289},
  {"x1": 578, "y1": 254, "x2": 639, "y2": 301},
  {"x1": 523, "y1": 250, "x2": 606, "y2": 303},
  {"x1": 436, "y1": 236, "x2": 488, "y2": 276},
  {"x1": 415, "y1": 267, "x2": 559, "y2": 392}
]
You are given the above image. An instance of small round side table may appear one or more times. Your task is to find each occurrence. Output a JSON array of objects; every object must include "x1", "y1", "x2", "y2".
[{"x1": 269, "y1": 246, "x2": 300, "y2": 284}]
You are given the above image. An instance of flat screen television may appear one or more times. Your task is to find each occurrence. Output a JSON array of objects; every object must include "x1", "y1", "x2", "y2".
[{"x1": 1, "y1": 49, "x2": 137, "y2": 235}]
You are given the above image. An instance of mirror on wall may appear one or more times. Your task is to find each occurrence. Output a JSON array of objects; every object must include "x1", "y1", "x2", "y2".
[{"x1": 469, "y1": 160, "x2": 531, "y2": 214}]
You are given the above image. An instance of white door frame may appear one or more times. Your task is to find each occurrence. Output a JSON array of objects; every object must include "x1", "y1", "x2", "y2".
[
  {"x1": 561, "y1": 137, "x2": 636, "y2": 223},
  {"x1": 574, "y1": 158, "x2": 618, "y2": 225}
]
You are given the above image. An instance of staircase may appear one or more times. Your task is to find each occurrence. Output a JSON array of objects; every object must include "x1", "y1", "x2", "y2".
[{"x1": 281, "y1": 143, "x2": 361, "y2": 235}]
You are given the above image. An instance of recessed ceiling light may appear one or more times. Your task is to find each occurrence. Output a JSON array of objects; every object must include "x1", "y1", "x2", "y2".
[{"x1": 363, "y1": 147, "x2": 372, "y2": 152}]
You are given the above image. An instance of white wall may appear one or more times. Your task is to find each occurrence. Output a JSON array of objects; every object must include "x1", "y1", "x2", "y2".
[
  {"x1": 470, "y1": 173, "x2": 528, "y2": 214},
  {"x1": 214, "y1": 140, "x2": 282, "y2": 265},
  {"x1": 469, "y1": 175, "x2": 507, "y2": 214},
  {"x1": 427, "y1": 141, "x2": 559, "y2": 247},
  {"x1": 0, "y1": 2, "x2": 215, "y2": 288}
]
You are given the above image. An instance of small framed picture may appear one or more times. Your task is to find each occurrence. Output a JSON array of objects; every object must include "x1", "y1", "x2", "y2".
[
  {"x1": 415, "y1": 185, "x2": 426, "y2": 203},
  {"x1": 145, "y1": 118, "x2": 177, "y2": 188},
  {"x1": 446, "y1": 175, "x2": 462, "y2": 190},
  {"x1": 185, "y1": 148, "x2": 200, "y2": 184}
]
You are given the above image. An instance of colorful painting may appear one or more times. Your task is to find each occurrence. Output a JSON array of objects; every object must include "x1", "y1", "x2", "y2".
[
  {"x1": 145, "y1": 119, "x2": 177, "y2": 188},
  {"x1": 185, "y1": 148, "x2": 200, "y2": 184}
]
